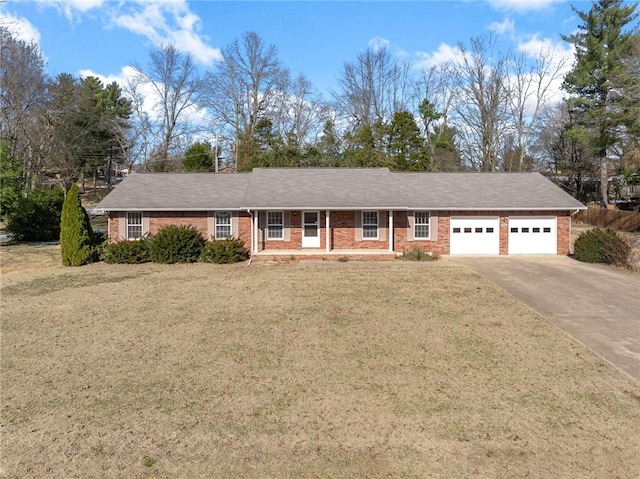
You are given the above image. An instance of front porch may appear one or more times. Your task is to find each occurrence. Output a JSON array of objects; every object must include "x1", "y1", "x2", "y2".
[{"x1": 251, "y1": 248, "x2": 398, "y2": 261}]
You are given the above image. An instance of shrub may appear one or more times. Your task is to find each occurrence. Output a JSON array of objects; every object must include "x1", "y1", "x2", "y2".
[
  {"x1": 200, "y1": 237, "x2": 249, "y2": 264},
  {"x1": 4, "y1": 187, "x2": 64, "y2": 242},
  {"x1": 60, "y1": 184, "x2": 95, "y2": 266},
  {"x1": 399, "y1": 247, "x2": 439, "y2": 261},
  {"x1": 103, "y1": 239, "x2": 151, "y2": 264},
  {"x1": 149, "y1": 224, "x2": 205, "y2": 264},
  {"x1": 574, "y1": 228, "x2": 630, "y2": 266}
]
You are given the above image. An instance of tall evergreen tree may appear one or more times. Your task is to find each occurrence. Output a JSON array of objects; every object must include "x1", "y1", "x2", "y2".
[
  {"x1": 60, "y1": 184, "x2": 94, "y2": 266},
  {"x1": 386, "y1": 111, "x2": 430, "y2": 171},
  {"x1": 182, "y1": 142, "x2": 214, "y2": 171},
  {"x1": 562, "y1": 0, "x2": 638, "y2": 205}
]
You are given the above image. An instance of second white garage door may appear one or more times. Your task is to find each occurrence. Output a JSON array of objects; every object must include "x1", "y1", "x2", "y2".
[
  {"x1": 508, "y1": 216, "x2": 557, "y2": 254},
  {"x1": 450, "y1": 217, "x2": 500, "y2": 255}
]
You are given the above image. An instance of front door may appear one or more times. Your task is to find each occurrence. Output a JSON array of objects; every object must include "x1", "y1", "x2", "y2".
[{"x1": 302, "y1": 211, "x2": 320, "y2": 248}]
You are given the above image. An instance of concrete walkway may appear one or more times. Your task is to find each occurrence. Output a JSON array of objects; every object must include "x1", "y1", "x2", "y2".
[{"x1": 449, "y1": 256, "x2": 640, "y2": 381}]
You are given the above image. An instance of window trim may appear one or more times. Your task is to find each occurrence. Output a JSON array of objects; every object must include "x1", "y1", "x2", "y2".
[
  {"x1": 413, "y1": 211, "x2": 431, "y2": 240},
  {"x1": 126, "y1": 212, "x2": 143, "y2": 240},
  {"x1": 362, "y1": 210, "x2": 379, "y2": 240},
  {"x1": 214, "y1": 211, "x2": 232, "y2": 239},
  {"x1": 267, "y1": 210, "x2": 284, "y2": 240}
]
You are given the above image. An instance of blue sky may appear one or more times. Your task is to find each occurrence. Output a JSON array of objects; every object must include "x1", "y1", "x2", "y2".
[{"x1": 2, "y1": 0, "x2": 584, "y2": 97}]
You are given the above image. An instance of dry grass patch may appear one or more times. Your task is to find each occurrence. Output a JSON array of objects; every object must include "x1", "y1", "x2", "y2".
[{"x1": 2, "y1": 245, "x2": 639, "y2": 478}]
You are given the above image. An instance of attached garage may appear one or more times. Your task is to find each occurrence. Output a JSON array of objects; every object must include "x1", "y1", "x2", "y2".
[
  {"x1": 450, "y1": 217, "x2": 500, "y2": 255},
  {"x1": 508, "y1": 216, "x2": 557, "y2": 255}
]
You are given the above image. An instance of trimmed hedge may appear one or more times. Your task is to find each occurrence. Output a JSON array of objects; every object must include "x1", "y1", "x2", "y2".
[
  {"x1": 200, "y1": 237, "x2": 249, "y2": 264},
  {"x1": 573, "y1": 228, "x2": 630, "y2": 266},
  {"x1": 148, "y1": 225, "x2": 205, "y2": 264},
  {"x1": 103, "y1": 239, "x2": 151, "y2": 264}
]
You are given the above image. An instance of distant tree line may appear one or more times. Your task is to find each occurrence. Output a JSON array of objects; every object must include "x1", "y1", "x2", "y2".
[{"x1": 1, "y1": 0, "x2": 638, "y2": 209}]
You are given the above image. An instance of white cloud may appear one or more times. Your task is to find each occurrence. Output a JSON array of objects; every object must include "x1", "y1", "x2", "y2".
[
  {"x1": 34, "y1": 0, "x2": 106, "y2": 20},
  {"x1": 488, "y1": 0, "x2": 562, "y2": 12},
  {"x1": 368, "y1": 36, "x2": 390, "y2": 52},
  {"x1": 0, "y1": 12, "x2": 42, "y2": 45},
  {"x1": 414, "y1": 43, "x2": 464, "y2": 69},
  {"x1": 488, "y1": 18, "x2": 515, "y2": 36},
  {"x1": 26, "y1": 0, "x2": 221, "y2": 66},
  {"x1": 110, "y1": 1, "x2": 221, "y2": 66},
  {"x1": 518, "y1": 34, "x2": 574, "y2": 64}
]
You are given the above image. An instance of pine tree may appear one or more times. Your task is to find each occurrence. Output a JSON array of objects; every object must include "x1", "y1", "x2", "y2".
[
  {"x1": 60, "y1": 184, "x2": 94, "y2": 266},
  {"x1": 561, "y1": 0, "x2": 639, "y2": 205}
]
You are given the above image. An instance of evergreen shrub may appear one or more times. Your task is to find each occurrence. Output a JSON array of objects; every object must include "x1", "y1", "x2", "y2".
[
  {"x1": 200, "y1": 237, "x2": 249, "y2": 264},
  {"x1": 60, "y1": 184, "x2": 95, "y2": 266},
  {"x1": 103, "y1": 239, "x2": 151, "y2": 264},
  {"x1": 149, "y1": 225, "x2": 205, "y2": 263},
  {"x1": 4, "y1": 187, "x2": 64, "y2": 242},
  {"x1": 573, "y1": 228, "x2": 630, "y2": 266}
]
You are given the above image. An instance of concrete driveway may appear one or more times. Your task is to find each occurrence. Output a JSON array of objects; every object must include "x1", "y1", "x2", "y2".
[{"x1": 449, "y1": 256, "x2": 640, "y2": 381}]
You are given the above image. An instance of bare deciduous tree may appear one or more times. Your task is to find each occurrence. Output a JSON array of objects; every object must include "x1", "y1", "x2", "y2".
[
  {"x1": 0, "y1": 27, "x2": 48, "y2": 186},
  {"x1": 130, "y1": 44, "x2": 205, "y2": 169},
  {"x1": 451, "y1": 35, "x2": 509, "y2": 171},
  {"x1": 205, "y1": 31, "x2": 290, "y2": 170},
  {"x1": 333, "y1": 45, "x2": 412, "y2": 129},
  {"x1": 505, "y1": 45, "x2": 569, "y2": 171}
]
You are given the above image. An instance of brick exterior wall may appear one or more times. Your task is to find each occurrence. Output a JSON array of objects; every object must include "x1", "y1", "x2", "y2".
[
  {"x1": 148, "y1": 211, "x2": 208, "y2": 237},
  {"x1": 108, "y1": 211, "x2": 253, "y2": 251},
  {"x1": 108, "y1": 209, "x2": 573, "y2": 255}
]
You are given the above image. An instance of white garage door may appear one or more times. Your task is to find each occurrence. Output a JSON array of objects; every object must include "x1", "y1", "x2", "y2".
[
  {"x1": 508, "y1": 217, "x2": 557, "y2": 255},
  {"x1": 450, "y1": 217, "x2": 500, "y2": 255}
]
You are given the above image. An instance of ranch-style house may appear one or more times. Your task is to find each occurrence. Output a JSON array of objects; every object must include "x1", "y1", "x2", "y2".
[{"x1": 97, "y1": 168, "x2": 586, "y2": 257}]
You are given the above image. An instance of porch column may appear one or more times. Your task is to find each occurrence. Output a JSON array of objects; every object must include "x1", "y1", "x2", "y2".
[
  {"x1": 252, "y1": 212, "x2": 259, "y2": 253},
  {"x1": 325, "y1": 210, "x2": 330, "y2": 253},
  {"x1": 388, "y1": 210, "x2": 394, "y2": 253}
]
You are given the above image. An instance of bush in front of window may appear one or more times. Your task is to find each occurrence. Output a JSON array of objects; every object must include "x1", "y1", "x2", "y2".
[
  {"x1": 200, "y1": 237, "x2": 249, "y2": 264},
  {"x1": 103, "y1": 238, "x2": 151, "y2": 264},
  {"x1": 399, "y1": 247, "x2": 439, "y2": 261},
  {"x1": 149, "y1": 224, "x2": 205, "y2": 264},
  {"x1": 60, "y1": 184, "x2": 95, "y2": 266},
  {"x1": 573, "y1": 228, "x2": 630, "y2": 267}
]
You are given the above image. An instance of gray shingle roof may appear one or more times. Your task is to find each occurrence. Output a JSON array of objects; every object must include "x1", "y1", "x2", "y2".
[
  {"x1": 97, "y1": 172, "x2": 251, "y2": 210},
  {"x1": 97, "y1": 168, "x2": 586, "y2": 212}
]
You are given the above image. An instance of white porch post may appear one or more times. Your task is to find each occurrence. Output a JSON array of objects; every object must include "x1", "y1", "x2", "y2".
[
  {"x1": 388, "y1": 210, "x2": 394, "y2": 253},
  {"x1": 252, "y1": 212, "x2": 259, "y2": 253},
  {"x1": 325, "y1": 210, "x2": 330, "y2": 253}
]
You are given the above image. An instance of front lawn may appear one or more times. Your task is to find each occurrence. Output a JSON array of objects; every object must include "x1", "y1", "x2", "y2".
[{"x1": 1, "y1": 245, "x2": 639, "y2": 478}]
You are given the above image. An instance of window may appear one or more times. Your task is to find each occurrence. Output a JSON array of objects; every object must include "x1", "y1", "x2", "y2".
[
  {"x1": 267, "y1": 211, "x2": 284, "y2": 240},
  {"x1": 486, "y1": 227, "x2": 494, "y2": 233},
  {"x1": 126, "y1": 212, "x2": 143, "y2": 239},
  {"x1": 453, "y1": 227, "x2": 461, "y2": 233},
  {"x1": 362, "y1": 211, "x2": 378, "y2": 239},
  {"x1": 215, "y1": 212, "x2": 231, "y2": 238},
  {"x1": 414, "y1": 211, "x2": 430, "y2": 239}
]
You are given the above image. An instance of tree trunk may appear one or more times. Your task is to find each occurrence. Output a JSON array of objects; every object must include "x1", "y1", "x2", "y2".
[{"x1": 600, "y1": 156, "x2": 608, "y2": 207}]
